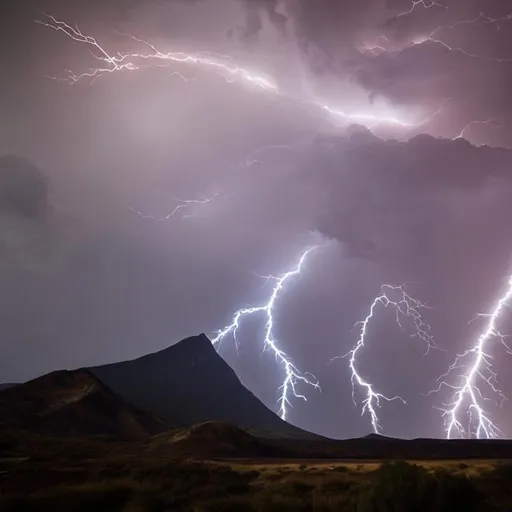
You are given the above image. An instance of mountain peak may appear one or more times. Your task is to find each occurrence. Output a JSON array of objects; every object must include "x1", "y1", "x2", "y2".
[
  {"x1": 163, "y1": 333, "x2": 216, "y2": 357},
  {"x1": 91, "y1": 335, "x2": 319, "y2": 439},
  {"x1": 126, "y1": 333, "x2": 216, "y2": 364}
]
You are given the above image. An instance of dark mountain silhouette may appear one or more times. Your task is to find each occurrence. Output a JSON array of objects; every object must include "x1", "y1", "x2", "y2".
[
  {"x1": 0, "y1": 369, "x2": 167, "y2": 439},
  {"x1": 0, "y1": 383, "x2": 16, "y2": 392},
  {"x1": 91, "y1": 334, "x2": 319, "y2": 439}
]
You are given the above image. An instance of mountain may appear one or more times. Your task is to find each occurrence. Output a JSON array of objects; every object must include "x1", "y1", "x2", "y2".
[
  {"x1": 0, "y1": 383, "x2": 16, "y2": 392},
  {"x1": 0, "y1": 369, "x2": 167, "y2": 439},
  {"x1": 91, "y1": 334, "x2": 318, "y2": 439}
]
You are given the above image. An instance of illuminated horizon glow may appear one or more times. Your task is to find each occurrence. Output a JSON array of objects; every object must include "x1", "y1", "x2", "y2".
[
  {"x1": 432, "y1": 276, "x2": 512, "y2": 439},
  {"x1": 211, "y1": 246, "x2": 321, "y2": 421},
  {"x1": 332, "y1": 284, "x2": 436, "y2": 434},
  {"x1": 37, "y1": 14, "x2": 437, "y2": 131}
]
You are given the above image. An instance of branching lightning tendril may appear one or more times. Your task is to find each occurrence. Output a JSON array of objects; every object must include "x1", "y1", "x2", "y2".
[
  {"x1": 432, "y1": 276, "x2": 512, "y2": 439},
  {"x1": 129, "y1": 194, "x2": 218, "y2": 221},
  {"x1": 38, "y1": 14, "x2": 438, "y2": 129},
  {"x1": 454, "y1": 117, "x2": 502, "y2": 141},
  {"x1": 365, "y1": 5, "x2": 512, "y2": 64},
  {"x1": 395, "y1": 0, "x2": 447, "y2": 21},
  {"x1": 332, "y1": 285, "x2": 435, "y2": 434},
  {"x1": 211, "y1": 247, "x2": 321, "y2": 420}
]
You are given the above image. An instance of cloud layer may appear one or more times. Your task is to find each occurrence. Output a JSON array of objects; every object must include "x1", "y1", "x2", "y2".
[{"x1": 2, "y1": 0, "x2": 512, "y2": 439}]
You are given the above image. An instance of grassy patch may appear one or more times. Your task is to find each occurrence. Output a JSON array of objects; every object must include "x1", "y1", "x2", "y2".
[{"x1": 1, "y1": 456, "x2": 510, "y2": 511}]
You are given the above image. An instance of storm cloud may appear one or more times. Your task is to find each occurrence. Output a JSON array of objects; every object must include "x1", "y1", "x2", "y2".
[{"x1": 2, "y1": 0, "x2": 512, "y2": 439}]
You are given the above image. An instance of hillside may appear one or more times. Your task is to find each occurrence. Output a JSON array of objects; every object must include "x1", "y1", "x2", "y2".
[
  {"x1": 0, "y1": 369, "x2": 167, "y2": 440},
  {"x1": 91, "y1": 334, "x2": 318, "y2": 439},
  {"x1": 149, "y1": 421, "x2": 290, "y2": 458}
]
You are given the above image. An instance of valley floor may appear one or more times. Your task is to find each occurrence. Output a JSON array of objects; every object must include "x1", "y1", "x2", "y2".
[{"x1": 1, "y1": 437, "x2": 512, "y2": 511}]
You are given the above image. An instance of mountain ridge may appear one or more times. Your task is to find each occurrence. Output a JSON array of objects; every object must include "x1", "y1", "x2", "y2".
[
  {"x1": 0, "y1": 368, "x2": 167, "y2": 439},
  {"x1": 90, "y1": 333, "x2": 320, "y2": 439}
]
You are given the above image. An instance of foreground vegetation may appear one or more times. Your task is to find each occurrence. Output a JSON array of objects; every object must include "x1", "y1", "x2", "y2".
[{"x1": 2, "y1": 453, "x2": 512, "y2": 511}]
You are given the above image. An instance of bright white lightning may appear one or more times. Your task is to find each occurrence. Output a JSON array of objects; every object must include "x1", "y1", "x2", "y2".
[
  {"x1": 433, "y1": 277, "x2": 512, "y2": 439},
  {"x1": 36, "y1": 15, "x2": 278, "y2": 91},
  {"x1": 334, "y1": 284, "x2": 435, "y2": 434},
  {"x1": 365, "y1": 8, "x2": 512, "y2": 64},
  {"x1": 321, "y1": 104, "x2": 415, "y2": 129},
  {"x1": 211, "y1": 247, "x2": 320, "y2": 420},
  {"x1": 454, "y1": 117, "x2": 501, "y2": 141},
  {"x1": 38, "y1": 14, "x2": 428, "y2": 130},
  {"x1": 129, "y1": 193, "x2": 218, "y2": 221}
]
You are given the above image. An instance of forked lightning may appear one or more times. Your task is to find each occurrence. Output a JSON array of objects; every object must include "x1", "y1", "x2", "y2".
[
  {"x1": 211, "y1": 247, "x2": 321, "y2": 421},
  {"x1": 38, "y1": 14, "x2": 431, "y2": 129},
  {"x1": 333, "y1": 284, "x2": 435, "y2": 434},
  {"x1": 433, "y1": 276, "x2": 512, "y2": 439}
]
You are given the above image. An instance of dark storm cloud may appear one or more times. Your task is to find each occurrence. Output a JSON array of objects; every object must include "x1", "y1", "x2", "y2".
[
  {"x1": 0, "y1": 155, "x2": 49, "y2": 219},
  {"x1": 293, "y1": 133, "x2": 512, "y2": 437},
  {"x1": 232, "y1": 0, "x2": 512, "y2": 145},
  {"x1": 286, "y1": 0, "x2": 512, "y2": 144},
  {"x1": 0, "y1": 156, "x2": 64, "y2": 272},
  {"x1": 240, "y1": 0, "x2": 287, "y2": 42},
  {"x1": 3, "y1": 0, "x2": 512, "y2": 439},
  {"x1": 309, "y1": 133, "x2": 512, "y2": 268},
  {"x1": 289, "y1": 0, "x2": 384, "y2": 49}
]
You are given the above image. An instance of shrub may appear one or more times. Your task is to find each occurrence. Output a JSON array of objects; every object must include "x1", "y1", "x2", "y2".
[
  {"x1": 431, "y1": 469, "x2": 483, "y2": 512},
  {"x1": 200, "y1": 495, "x2": 255, "y2": 512},
  {"x1": 349, "y1": 461, "x2": 483, "y2": 512},
  {"x1": 253, "y1": 493, "x2": 310, "y2": 512}
]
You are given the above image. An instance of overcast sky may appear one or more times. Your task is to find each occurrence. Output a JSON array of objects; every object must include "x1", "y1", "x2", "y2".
[{"x1": 2, "y1": 0, "x2": 512, "y2": 440}]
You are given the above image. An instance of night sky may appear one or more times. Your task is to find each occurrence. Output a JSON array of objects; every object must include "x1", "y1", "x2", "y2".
[{"x1": 2, "y1": 0, "x2": 512, "y2": 440}]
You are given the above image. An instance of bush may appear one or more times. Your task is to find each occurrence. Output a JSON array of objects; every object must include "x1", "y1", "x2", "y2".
[
  {"x1": 350, "y1": 461, "x2": 483, "y2": 512},
  {"x1": 253, "y1": 493, "x2": 310, "y2": 512},
  {"x1": 488, "y1": 461, "x2": 512, "y2": 479},
  {"x1": 431, "y1": 469, "x2": 483, "y2": 512},
  {"x1": 0, "y1": 485, "x2": 133, "y2": 512},
  {"x1": 200, "y1": 495, "x2": 255, "y2": 512}
]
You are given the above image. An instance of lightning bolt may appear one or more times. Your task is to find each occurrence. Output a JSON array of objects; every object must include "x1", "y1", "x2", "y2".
[
  {"x1": 38, "y1": 14, "x2": 434, "y2": 130},
  {"x1": 367, "y1": 7, "x2": 512, "y2": 64},
  {"x1": 129, "y1": 193, "x2": 218, "y2": 221},
  {"x1": 36, "y1": 14, "x2": 278, "y2": 90},
  {"x1": 240, "y1": 138, "x2": 309, "y2": 167},
  {"x1": 333, "y1": 284, "x2": 435, "y2": 434},
  {"x1": 453, "y1": 117, "x2": 501, "y2": 141},
  {"x1": 432, "y1": 276, "x2": 512, "y2": 439},
  {"x1": 359, "y1": 5, "x2": 512, "y2": 142},
  {"x1": 395, "y1": 0, "x2": 447, "y2": 21},
  {"x1": 211, "y1": 246, "x2": 321, "y2": 420}
]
